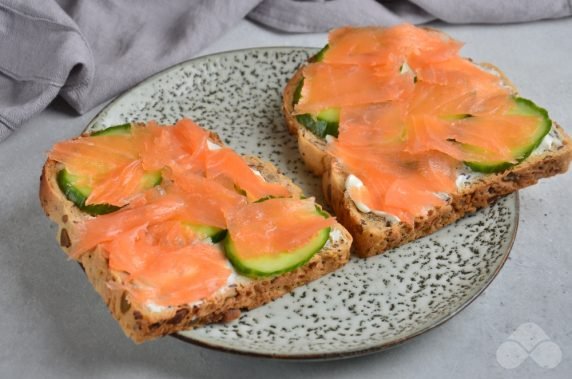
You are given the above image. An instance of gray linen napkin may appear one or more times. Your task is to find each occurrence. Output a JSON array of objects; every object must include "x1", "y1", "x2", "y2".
[
  {"x1": 249, "y1": 0, "x2": 572, "y2": 32},
  {"x1": 1, "y1": 0, "x2": 570, "y2": 141}
]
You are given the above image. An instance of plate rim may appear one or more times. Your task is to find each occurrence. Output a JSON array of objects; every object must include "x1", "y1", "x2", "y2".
[
  {"x1": 85, "y1": 46, "x2": 320, "y2": 133},
  {"x1": 85, "y1": 46, "x2": 520, "y2": 360},
  {"x1": 174, "y1": 193, "x2": 519, "y2": 361}
]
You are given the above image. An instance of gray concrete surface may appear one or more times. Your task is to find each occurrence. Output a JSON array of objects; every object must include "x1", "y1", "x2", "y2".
[{"x1": 0, "y1": 18, "x2": 570, "y2": 379}]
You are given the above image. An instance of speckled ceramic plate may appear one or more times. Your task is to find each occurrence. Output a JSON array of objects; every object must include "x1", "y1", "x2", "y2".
[{"x1": 86, "y1": 47, "x2": 518, "y2": 360}]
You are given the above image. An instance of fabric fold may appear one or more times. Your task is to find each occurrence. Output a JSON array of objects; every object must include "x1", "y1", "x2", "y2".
[{"x1": 0, "y1": 0, "x2": 570, "y2": 141}]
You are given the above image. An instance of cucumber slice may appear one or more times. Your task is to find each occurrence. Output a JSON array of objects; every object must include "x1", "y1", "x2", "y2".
[
  {"x1": 317, "y1": 108, "x2": 340, "y2": 123},
  {"x1": 295, "y1": 113, "x2": 340, "y2": 138},
  {"x1": 254, "y1": 195, "x2": 276, "y2": 203},
  {"x1": 464, "y1": 97, "x2": 552, "y2": 173},
  {"x1": 90, "y1": 123, "x2": 131, "y2": 136},
  {"x1": 293, "y1": 78, "x2": 304, "y2": 105},
  {"x1": 223, "y1": 201, "x2": 331, "y2": 278},
  {"x1": 58, "y1": 124, "x2": 162, "y2": 215},
  {"x1": 464, "y1": 159, "x2": 513, "y2": 174},
  {"x1": 441, "y1": 114, "x2": 472, "y2": 121},
  {"x1": 210, "y1": 229, "x2": 228, "y2": 244},
  {"x1": 311, "y1": 44, "x2": 329, "y2": 62},
  {"x1": 57, "y1": 169, "x2": 120, "y2": 216},
  {"x1": 58, "y1": 169, "x2": 162, "y2": 215},
  {"x1": 223, "y1": 226, "x2": 330, "y2": 278},
  {"x1": 292, "y1": 59, "x2": 340, "y2": 139},
  {"x1": 183, "y1": 223, "x2": 227, "y2": 243},
  {"x1": 293, "y1": 80, "x2": 339, "y2": 138}
]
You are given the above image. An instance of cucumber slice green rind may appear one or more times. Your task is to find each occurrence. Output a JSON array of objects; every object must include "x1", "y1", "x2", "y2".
[
  {"x1": 315, "y1": 206, "x2": 330, "y2": 218},
  {"x1": 81, "y1": 203, "x2": 122, "y2": 216},
  {"x1": 295, "y1": 114, "x2": 339, "y2": 138},
  {"x1": 441, "y1": 114, "x2": 472, "y2": 121},
  {"x1": 184, "y1": 223, "x2": 227, "y2": 243},
  {"x1": 293, "y1": 79, "x2": 304, "y2": 105},
  {"x1": 464, "y1": 97, "x2": 552, "y2": 173},
  {"x1": 90, "y1": 123, "x2": 131, "y2": 136},
  {"x1": 56, "y1": 169, "x2": 120, "y2": 216},
  {"x1": 508, "y1": 97, "x2": 551, "y2": 159},
  {"x1": 311, "y1": 44, "x2": 329, "y2": 62},
  {"x1": 254, "y1": 195, "x2": 276, "y2": 203},
  {"x1": 223, "y1": 227, "x2": 331, "y2": 278},
  {"x1": 57, "y1": 169, "x2": 89, "y2": 207},
  {"x1": 464, "y1": 160, "x2": 514, "y2": 174},
  {"x1": 210, "y1": 229, "x2": 228, "y2": 244}
]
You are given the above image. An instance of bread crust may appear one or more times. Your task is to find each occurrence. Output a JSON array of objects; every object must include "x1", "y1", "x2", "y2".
[
  {"x1": 40, "y1": 147, "x2": 352, "y2": 343},
  {"x1": 283, "y1": 54, "x2": 572, "y2": 258},
  {"x1": 283, "y1": 68, "x2": 332, "y2": 176},
  {"x1": 322, "y1": 126, "x2": 571, "y2": 257}
]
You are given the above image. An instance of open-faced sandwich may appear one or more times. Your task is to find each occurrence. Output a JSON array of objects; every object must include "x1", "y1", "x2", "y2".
[
  {"x1": 40, "y1": 119, "x2": 352, "y2": 343},
  {"x1": 283, "y1": 24, "x2": 572, "y2": 257}
]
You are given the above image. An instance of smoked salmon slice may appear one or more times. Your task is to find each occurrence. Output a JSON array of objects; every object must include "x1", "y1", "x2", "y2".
[
  {"x1": 49, "y1": 133, "x2": 141, "y2": 186},
  {"x1": 338, "y1": 102, "x2": 408, "y2": 150},
  {"x1": 52, "y1": 118, "x2": 330, "y2": 308},
  {"x1": 73, "y1": 193, "x2": 193, "y2": 256},
  {"x1": 334, "y1": 146, "x2": 458, "y2": 224},
  {"x1": 299, "y1": 25, "x2": 551, "y2": 223},
  {"x1": 136, "y1": 119, "x2": 210, "y2": 175},
  {"x1": 85, "y1": 160, "x2": 147, "y2": 206},
  {"x1": 295, "y1": 63, "x2": 415, "y2": 115},
  {"x1": 106, "y1": 224, "x2": 156, "y2": 274},
  {"x1": 74, "y1": 181, "x2": 246, "y2": 258},
  {"x1": 120, "y1": 242, "x2": 232, "y2": 307},
  {"x1": 167, "y1": 173, "x2": 247, "y2": 228},
  {"x1": 324, "y1": 25, "x2": 462, "y2": 66},
  {"x1": 225, "y1": 198, "x2": 335, "y2": 259},
  {"x1": 206, "y1": 148, "x2": 291, "y2": 201},
  {"x1": 411, "y1": 56, "x2": 510, "y2": 100}
]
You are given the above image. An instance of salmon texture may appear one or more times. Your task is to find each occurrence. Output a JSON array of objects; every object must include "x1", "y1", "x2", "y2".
[
  {"x1": 49, "y1": 119, "x2": 332, "y2": 307},
  {"x1": 295, "y1": 24, "x2": 549, "y2": 223}
]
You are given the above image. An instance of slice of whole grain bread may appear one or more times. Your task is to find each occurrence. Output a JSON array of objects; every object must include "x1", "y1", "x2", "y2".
[
  {"x1": 40, "y1": 135, "x2": 352, "y2": 343},
  {"x1": 283, "y1": 52, "x2": 572, "y2": 258}
]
